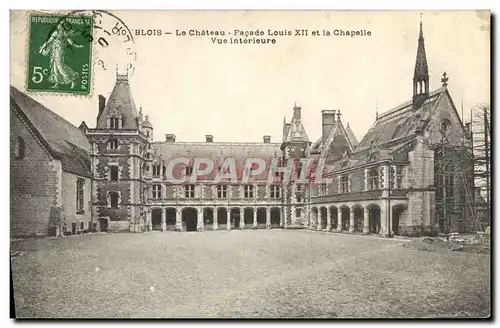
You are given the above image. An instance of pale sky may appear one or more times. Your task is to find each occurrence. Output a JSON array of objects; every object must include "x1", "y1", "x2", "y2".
[{"x1": 10, "y1": 10, "x2": 490, "y2": 144}]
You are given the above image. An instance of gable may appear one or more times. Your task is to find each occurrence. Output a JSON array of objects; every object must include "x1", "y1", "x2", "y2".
[{"x1": 424, "y1": 90, "x2": 469, "y2": 145}]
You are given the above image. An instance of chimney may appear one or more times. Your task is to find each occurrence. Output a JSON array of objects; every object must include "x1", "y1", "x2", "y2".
[
  {"x1": 97, "y1": 95, "x2": 106, "y2": 121},
  {"x1": 464, "y1": 122, "x2": 472, "y2": 139},
  {"x1": 263, "y1": 135, "x2": 271, "y2": 144},
  {"x1": 165, "y1": 134, "x2": 176, "y2": 142},
  {"x1": 205, "y1": 135, "x2": 214, "y2": 143},
  {"x1": 322, "y1": 110, "x2": 336, "y2": 145},
  {"x1": 293, "y1": 104, "x2": 301, "y2": 119}
]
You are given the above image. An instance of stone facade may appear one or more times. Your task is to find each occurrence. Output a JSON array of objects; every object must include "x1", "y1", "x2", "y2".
[{"x1": 10, "y1": 21, "x2": 477, "y2": 237}]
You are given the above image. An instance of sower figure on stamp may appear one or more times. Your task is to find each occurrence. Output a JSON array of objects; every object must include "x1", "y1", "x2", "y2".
[{"x1": 39, "y1": 23, "x2": 83, "y2": 89}]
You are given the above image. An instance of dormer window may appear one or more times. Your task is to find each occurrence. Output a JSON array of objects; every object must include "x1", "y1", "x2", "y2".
[
  {"x1": 152, "y1": 164, "x2": 162, "y2": 176},
  {"x1": 109, "y1": 117, "x2": 120, "y2": 129}
]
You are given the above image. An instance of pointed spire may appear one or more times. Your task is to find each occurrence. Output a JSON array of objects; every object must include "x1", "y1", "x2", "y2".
[
  {"x1": 413, "y1": 14, "x2": 429, "y2": 107},
  {"x1": 414, "y1": 14, "x2": 429, "y2": 83}
]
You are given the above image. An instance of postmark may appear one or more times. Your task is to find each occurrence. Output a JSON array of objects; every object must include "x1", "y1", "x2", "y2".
[{"x1": 26, "y1": 13, "x2": 93, "y2": 95}]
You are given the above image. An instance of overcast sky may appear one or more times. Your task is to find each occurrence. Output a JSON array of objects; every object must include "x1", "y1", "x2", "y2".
[{"x1": 10, "y1": 10, "x2": 490, "y2": 144}]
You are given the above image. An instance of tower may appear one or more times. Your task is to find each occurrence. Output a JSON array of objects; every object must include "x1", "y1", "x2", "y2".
[
  {"x1": 413, "y1": 17, "x2": 429, "y2": 108},
  {"x1": 281, "y1": 103, "x2": 312, "y2": 228},
  {"x1": 86, "y1": 72, "x2": 149, "y2": 232}
]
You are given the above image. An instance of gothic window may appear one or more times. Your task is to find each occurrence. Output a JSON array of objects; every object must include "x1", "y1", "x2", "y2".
[
  {"x1": 270, "y1": 185, "x2": 281, "y2": 199},
  {"x1": 440, "y1": 119, "x2": 452, "y2": 143},
  {"x1": 217, "y1": 185, "x2": 228, "y2": 198},
  {"x1": 152, "y1": 184, "x2": 162, "y2": 199},
  {"x1": 185, "y1": 165, "x2": 193, "y2": 177},
  {"x1": 341, "y1": 174, "x2": 349, "y2": 193},
  {"x1": 152, "y1": 165, "x2": 161, "y2": 176},
  {"x1": 76, "y1": 179, "x2": 84, "y2": 213},
  {"x1": 109, "y1": 192, "x2": 119, "y2": 208},
  {"x1": 185, "y1": 184, "x2": 195, "y2": 198},
  {"x1": 109, "y1": 165, "x2": 119, "y2": 181},
  {"x1": 296, "y1": 195, "x2": 303, "y2": 203},
  {"x1": 15, "y1": 137, "x2": 25, "y2": 159},
  {"x1": 244, "y1": 185, "x2": 254, "y2": 198},
  {"x1": 108, "y1": 139, "x2": 119, "y2": 150},
  {"x1": 109, "y1": 117, "x2": 120, "y2": 129},
  {"x1": 367, "y1": 167, "x2": 379, "y2": 191},
  {"x1": 296, "y1": 184, "x2": 302, "y2": 191}
]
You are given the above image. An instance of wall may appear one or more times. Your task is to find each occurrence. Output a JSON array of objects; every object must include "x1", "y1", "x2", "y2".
[
  {"x1": 404, "y1": 136, "x2": 436, "y2": 236},
  {"x1": 10, "y1": 107, "x2": 59, "y2": 237},
  {"x1": 61, "y1": 171, "x2": 92, "y2": 233}
]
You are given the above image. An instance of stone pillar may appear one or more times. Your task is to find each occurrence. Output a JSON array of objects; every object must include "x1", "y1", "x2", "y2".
[
  {"x1": 363, "y1": 208, "x2": 370, "y2": 234},
  {"x1": 381, "y1": 199, "x2": 390, "y2": 236},
  {"x1": 253, "y1": 208, "x2": 257, "y2": 229},
  {"x1": 317, "y1": 209, "x2": 323, "y2": 231},
  {"x1": 326, "y1": 208, "x2": 332, "y2": 230},
  {"x1": 239, "y1": 207, "x2": 244, "y2": 230},
  {"x1": 197, "y1": 207, "x2": 204, "y2": 231},
  {"x1": 147, "y1": 209, "x2": 152, "y2": 231},
  {"x1": 227, "y1": 209, "x2": 231, "y2": 231},
  {"x1": 266, "y1": 207, "x2": 271, "y2": 229},
  {"x1": 213, "y1": 207, "x2": 218, "y2": 231},
  {"x1": 349, "y1": 207, "x2": 355, "y2": 232},
  {"x1": 337, "y1": 207, "x2": 342, "y2": 232},
  {"x1": 175, "y1": 208, "x2": 182, "y2": 231},
  {"x1": 161, "y1": 207, "x2": 166, "y2": 232}
]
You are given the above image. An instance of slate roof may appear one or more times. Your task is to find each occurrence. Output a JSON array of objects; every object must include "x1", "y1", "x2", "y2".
[
  {"x1": 10, "y1": 86, "x2": 91, "y2": 177},
  {"x1": 152, "y1": 141, "x2": 282, "y2": 182},
  {"x1": 356, "y1": 87, "x2": 446, "y2": 152},
  {"x1": 344, "y1": 123, "x2": 359, "y2": 147},
  {"x1": 143, "y1": 115, "x2": 153, "y2": 128},
  {"x1": 96, "y1": 74, "x2": 139, "y2": 129}
]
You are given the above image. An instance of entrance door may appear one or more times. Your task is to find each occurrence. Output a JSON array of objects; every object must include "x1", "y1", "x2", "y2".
[{"x1": 98, "y1": 218, "x2": 108, "y2": 232}]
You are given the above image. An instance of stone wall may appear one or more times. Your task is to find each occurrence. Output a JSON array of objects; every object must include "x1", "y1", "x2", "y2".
[
  {"x1": 61, "y1": 171, "x2": 92, "y2": 233},
  {"x1": 10, "y1": 108, "x2": 59, "y2": 237}
]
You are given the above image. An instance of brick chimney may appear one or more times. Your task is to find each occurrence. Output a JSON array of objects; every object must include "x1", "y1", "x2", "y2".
[
  {"x1": 206, "y1": 135, "x2": 214, "y2": 143},
  {"x1": 165, "y1": 134, "x2": 176, "y2": 142},
  {"x1": 263, "y1": 135, "x2": 271, "y2": 143},
  {"x1": 322, "y1": 110, "x2": 336, "y2": 145}
]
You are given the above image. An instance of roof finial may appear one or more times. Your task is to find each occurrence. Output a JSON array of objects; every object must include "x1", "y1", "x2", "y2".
[
  {"x1": 419, "y1": 13, "x2": 424, "y2": 40},
  {"x1": 441, "y1": 71, "x2": 449, "y2": 88}
]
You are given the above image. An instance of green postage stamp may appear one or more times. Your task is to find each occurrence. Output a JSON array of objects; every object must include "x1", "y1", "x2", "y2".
[{"x1": 26, "y1": 14, "x2": 93, "y2": 95}]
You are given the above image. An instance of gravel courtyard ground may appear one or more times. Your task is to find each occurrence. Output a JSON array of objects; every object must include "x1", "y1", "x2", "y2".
[{"x1": 11, "y1": 230, "x2": 490, "y2": 319}]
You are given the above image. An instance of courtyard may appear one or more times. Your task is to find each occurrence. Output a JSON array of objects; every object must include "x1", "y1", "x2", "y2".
[{"x1": 11, "y1": 230, "x2": 490, "y2": 318}]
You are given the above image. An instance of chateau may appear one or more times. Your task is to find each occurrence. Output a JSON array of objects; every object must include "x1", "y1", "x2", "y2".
[{"x1": 10, "y1": 22, "x2": 476, "y2": 237}]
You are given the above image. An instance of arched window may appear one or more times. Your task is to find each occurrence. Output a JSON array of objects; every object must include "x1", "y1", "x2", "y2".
[
  {"x1": 15, "y1": 137, "x2": 25, "y2": 159},
  {"x1": 440, "y1": 119, "x2": 452, "y2": 143}
]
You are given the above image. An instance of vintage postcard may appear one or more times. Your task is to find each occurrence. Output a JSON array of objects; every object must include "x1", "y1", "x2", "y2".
[{"x1": 10, "y1": 10, "x2": 491, "y2": 319}]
